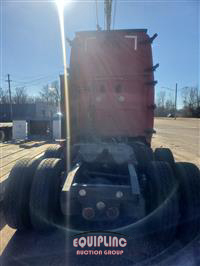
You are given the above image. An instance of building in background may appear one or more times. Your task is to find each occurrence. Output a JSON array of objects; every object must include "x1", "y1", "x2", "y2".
[{"x1": 0, "y1": 102, "x2": 58, "y2": 140}]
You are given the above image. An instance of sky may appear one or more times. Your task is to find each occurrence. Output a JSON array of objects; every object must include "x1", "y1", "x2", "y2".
[{"x1": 0, "y1": 0, "x2": 199, "y2": 108}]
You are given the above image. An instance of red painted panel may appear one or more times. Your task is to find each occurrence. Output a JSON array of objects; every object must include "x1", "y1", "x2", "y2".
[{"x1": 70, "y1": 30, "x2": 155, "y2": 141}]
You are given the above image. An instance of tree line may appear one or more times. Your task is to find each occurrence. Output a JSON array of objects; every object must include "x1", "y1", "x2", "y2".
[
  {"x1": 155, "y1": 86, "x2": 199, "y2": 118},
  {"x1": 0, "y1": 80, "x2": 60, "y2": 105},
  {"x1": 1, "y1": 82, "x2": 199, "y2": 118}
]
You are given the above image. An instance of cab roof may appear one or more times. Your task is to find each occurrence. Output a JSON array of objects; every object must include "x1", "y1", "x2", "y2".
[{"x1": 75, "y1": 29, "x2": 148, "y2": 38}]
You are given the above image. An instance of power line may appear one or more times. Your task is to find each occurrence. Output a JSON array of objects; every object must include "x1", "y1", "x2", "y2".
[
  {"x1": 11, "y1": 70, "x2": 63, "y2": 82},
  {"x1": 161, "y1": 86, "x2": 174, "y2": 92},
  {"x1": 12, "y1": 74, "x2": 59, "y2": 86},
  {"x1": 2, "y1": 70, "x2": 62, "y2": 86},
  {"x1": 14, "y1": 74, "x2": 58, "y2": 83}
]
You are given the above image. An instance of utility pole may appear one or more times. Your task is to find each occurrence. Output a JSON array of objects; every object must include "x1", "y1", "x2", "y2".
[
  {"x1": 104, "y1": 0, "x2": 112, "y2": 31},
  {"x1": 174, "y1": 83, "x2": 178, "y2": 120},
  {"x1": 6, "y1": 74, "x2": 13, "y2": 121},
  {"x1": 95, "y1": 0, "x2": 100, "y2": 30}
]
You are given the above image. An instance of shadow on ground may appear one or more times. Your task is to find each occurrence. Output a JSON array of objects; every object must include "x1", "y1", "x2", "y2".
[{"x1": 0, "y1": 210, "x2": 6, "y2": 230}]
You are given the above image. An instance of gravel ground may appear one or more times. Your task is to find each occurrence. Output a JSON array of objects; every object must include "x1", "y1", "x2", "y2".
[{"x1": 152, "y1": 118, "x2": 199, "y2": 166}]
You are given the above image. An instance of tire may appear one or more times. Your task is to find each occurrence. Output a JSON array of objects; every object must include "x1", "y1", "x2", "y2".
[
  {"x1": 44, "y1": 145, "x2": 63, "y2": 159},
  {"x1": 3, "y1": 158, "x2": 41, "y2": 230},
  {"x1": 145, "y1": 161, "x2": 179, "y2": 243},
  {"x1": 0, "y1": 130, "x2": 5, "y2": 142},
  {"x1": 29, "y1": 158, "x2": 64, "y2": 232},
  {"x1": 131, "y1": 142, "x2": 153, "y2": 173},
  {"x1": 175, "y1": 162, "x2": 200, "y2": 243},
  {"x1": 154, "y1": 148, "x2": 175, "y2": 170}
]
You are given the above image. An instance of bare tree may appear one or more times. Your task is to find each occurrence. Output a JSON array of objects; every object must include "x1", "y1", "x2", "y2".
[
  {"x1": 165, "y1": 92, "x2": 174, "y2": 114},
  {"x1": 33, "y1": 96, "x2": 43, "y2": 103},
  {"x1": 0, "y1": 88, "x2": 9, "y2": 104},
  {"x1": 182, "y1": 86, "x2": 199, "y2": 117},
  {"x1": 12, "y1": 87, "x2": 28, "y2": 104},
  {"x1": 39, "y1": 84, "x2": 50, "y2": 103},
  {"x1": 26, "y1": 96, "x2": 36, "y2": 103},
  {"x1": 157, "y1": 91, "x2": 166, "y2": 108},
  {"x1": 50, "y1": 80, "x2": 60, "y2": 105},
  {"x1": 182, "y1": 86, "x2": 198, "y2": 107},
  {"x1": 165, "y1": 99, "x2": 174, "y2": 112},
  {"x1": 155, "y1": 90, "x2": 166, "y2": 117},
  {"x1": 39, "y1": 81, "x2": 60, "y2": 105}
]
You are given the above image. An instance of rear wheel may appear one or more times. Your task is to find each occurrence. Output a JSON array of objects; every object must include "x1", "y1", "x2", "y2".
[
  {"x1": 145, "y1": 161, "x2": 179, "y2": 243},
  {"x1": 29, "y1": 158, "x2": 64, "y2": 232},
  {"x1": 131, "y1": 142, "x2": 153, "y2": 173},
  {"x1": 0, "y1": 130, "x2": 5, "y2": 141},
  {"x1": 175, "y1": 162, "x2": 200, "y2": 243},
  {"x1": 154, "y1": 148, "x2": 175, "y2": 171},
  {"x1": 3, "y1": 158, "x2": 40, "y2": 230},
  {"x1": 44, "y1": 145, "x2": 63, "y2": 159}
]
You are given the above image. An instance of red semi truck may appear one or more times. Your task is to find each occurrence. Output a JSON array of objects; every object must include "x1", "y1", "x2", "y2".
[
  {"x1": 69, "y1": 29, "x2": 156, "y2": 145},
  {"x1": 3, "y1": 29, "x2": 200, "y2": 248}
]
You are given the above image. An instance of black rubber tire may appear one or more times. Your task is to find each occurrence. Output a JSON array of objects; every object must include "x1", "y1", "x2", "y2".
[
  {"x1": 154, "y1": 148, "x2": 175, "y2": 170},
  {"x1": 145, "y1": 161, "x2": 179, "y2": 243},
  {"x1": 0, "y1": 130, "x2": 5, "y2": 141},
  {"x1": 44, "y1": 145, "x2": 63, "y2": 159},
  {"x1": 131, "y1": 142, "x2": 153, "y2": 173},
  {"x1": 29, "y1": 158, "x2": 64, "y2": 232},
  {"x1": 175, "y1": 162, "x2": 200, "y2": 243},
  {"x1": 3, "y1": 158, "x2": 41, "y2": 230}
]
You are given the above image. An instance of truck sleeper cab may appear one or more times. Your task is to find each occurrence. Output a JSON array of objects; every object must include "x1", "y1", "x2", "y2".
[{"x1": 69, "y1": 29, "x2": 156, "y2": 145}]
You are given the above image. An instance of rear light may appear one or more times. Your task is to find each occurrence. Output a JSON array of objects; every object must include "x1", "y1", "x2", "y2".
[
  {"x1": 96, "y1": 201, "x2": 106, "y2": 210},
  {"x1": 79, "y1": 189, "x2": 86, "y2": 196},
  {"x1": 82, "y1": 207, "x2": 95, "y2": 220},
  {"x1": 116, "y1": 191, "x2": 123, "y2": 199},
  {"x1": 106, "y1": 207, "x2": 119, "y2": 219}
]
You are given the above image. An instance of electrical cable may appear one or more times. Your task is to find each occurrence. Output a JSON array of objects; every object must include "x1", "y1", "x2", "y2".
[{"x1": 11, "y1": 74, "x2": 59, "y2": 86}]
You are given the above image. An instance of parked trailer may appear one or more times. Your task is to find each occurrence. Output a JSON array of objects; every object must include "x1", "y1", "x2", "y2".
[{"x1": 3, "y1": 29, "x2": 200, "y2": 252}]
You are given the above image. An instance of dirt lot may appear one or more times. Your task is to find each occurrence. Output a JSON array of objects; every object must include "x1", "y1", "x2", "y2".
[
  {"x1": 152, "y1": 117, "x2": 199, "y2": 166},
  {"x1": 0, "y1": 118, "x2": 199, "y2": 265},
  {"x1": 0, "y1": 141, "x2": 57, "y2": 257},
  {"x1": 0, "y1": 141, "x2": 54, "y2": 181}
]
